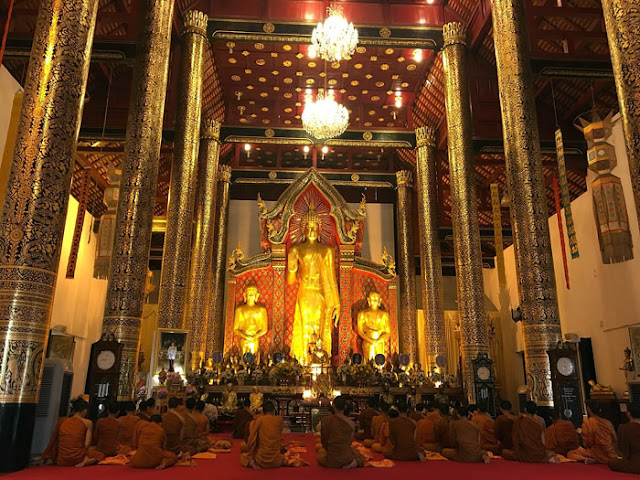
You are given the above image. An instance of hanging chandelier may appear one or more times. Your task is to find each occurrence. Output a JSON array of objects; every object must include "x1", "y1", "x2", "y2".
[
  {"x1": 310, "y1": 6, "x2": 358, "y2": 62},
  {"x1": 302, "y1": 90, "x2": 349, "y2": 140}
]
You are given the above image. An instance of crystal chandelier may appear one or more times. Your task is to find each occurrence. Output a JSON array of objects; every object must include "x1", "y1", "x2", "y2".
[
  {"x1": 311, "y1": 6, "x2": 358, "y2": 62},
  {"x1": 302, "y1": 90, "x2": 349, "y2": 140}
]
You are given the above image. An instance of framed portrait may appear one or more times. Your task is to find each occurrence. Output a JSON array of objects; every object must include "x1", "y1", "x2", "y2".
[
  {"x1": 154, "y1": 328, "x2": 189, "y2": 376},
  {"x1": 629, "y1": 327, "x2": 640, "y2": 373}
]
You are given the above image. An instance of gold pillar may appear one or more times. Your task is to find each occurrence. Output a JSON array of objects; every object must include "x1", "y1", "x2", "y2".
[
  {"x1": 442, "y1": 22, "x2": 489, "y2": 402},
  {"x1": 490, "y1": 0, "x2": 562, "y2": 406},
  {"x1": 415, "y1": 127, "x2": 447, "y2": 371},
  {"x1": 102, "y1": 0, "x2": 174, "y2": 400},
  {"x1": 185, "y1": 120, "x2": 221, "y2": 370},
  {"x1": 157, "y1": 11, "x2": 208, "y2": 331},
  {"x1": 0, "y1": 0, "x2": 98, "y2": 471},
  {"x1": 602, "y1": 1, "x2": 640, "y2": 225},
  {"x1": 206, "y1": 165, "x2": 232, "y2": 358},
  {"x1": 396, "y1": 170, "x2": 418, "y2": 361}
]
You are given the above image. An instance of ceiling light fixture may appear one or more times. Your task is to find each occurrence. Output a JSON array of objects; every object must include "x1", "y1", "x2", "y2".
[
  {"x1": 413, "y1": 49, "x2": 423, "y2": 62},
  {"x1": 302, "y1": 89, "x2": 349, "y2": 140},
  {"x1": 311, "y1": 6, "x2": 358, "y2": 62}
]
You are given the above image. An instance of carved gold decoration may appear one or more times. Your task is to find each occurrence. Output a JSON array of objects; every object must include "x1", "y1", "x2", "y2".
[
  {"x1": 184, "y1": 119, "x2": 220, "y2": 368},
  {"x1": 363, "y1": 131, "x2": 373, "y2": 141},
  {"x1": 102, "y1": 0, "x2": 174, "y2": 400},
  {"x1": 206, "y1": 165, "x2": 233, "y2": 357},
  {"x1": 442, "y1": 23, "x2": 489, "y2": 402},
  {"x1": 263, "y1": 22, "x2": 275, "y2": 34},
  {"x1": 381, "y1": 246, "x2": 396, "y2": 277},
  {"x1": 0, "y1": 0, "x2": 98, "y2": 405},
  {"x1": 379, "y1": 27, "x2": 391, "y2": 38},
  {"x1": 491, "y1": 0, "x2": 561, "y2": 406},
  {"x1": 415, "y1": 127, "x2": 447, "y2": 371},
  {"x1": 264, "y1": 128, "x2": 275, "y2": 138},
  {"x1": 158, "y1": 10, "x2": 207, "y2": 333},
  {"x1": 601, "y1": 0, "x2": 640, "y2": 226},
  {"x1": 395, "y1": 170, "x2": 417, "y2": 361},
  {"x1": 442, "y1": 22, "x2": 467, "y2": 47}
]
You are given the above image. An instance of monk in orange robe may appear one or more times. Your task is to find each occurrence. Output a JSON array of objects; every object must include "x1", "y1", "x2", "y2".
[
  {"x1": 503, "y1": 401, "x2": 559, "y2": 463},
  {"x1": 472, "y1": 403, "x2": 500, "y2": 453},
  {"x1": 355, "y1": 397, "x2": 379, "y2": 441},
  {"x1": 416, "y1": 413, "x2": 436, "y2": 450},
  {"x1": 368, "y1": 401, "x2": 391, "y2": 450},
  {"x1": 42, "y1": 397, "x2": 104, "y2": 467},
  {"x1": 241, "y1": 401, "x2": 285, "y2": 469},
  {"x1": 118, "y1": 402, "x2": 140, "y2": 452},
  {"x1": 382, "y1": 402, "x2": 424, "y2": 461},
  {"x1": 610, "y1": 401, "x2": 640, "y2": 474},
  {"x1": 129, "y1": 415, "x2": 178, "y2": 469},
  {"x1": 193, "y1": 400, "x2": 210, "y2": 439},
  {"x1": 443, "y1": 406, "x2": 490, "y2": 463},
  {"x1": 409, "y1": 403, "x2": 425, "y2": 422},
  {"x1": 568, "y1": 400, "x2": 619, "y2": 463},
  {"x1": 89, "y1": 403, "x2": 121, "y2": 457},
  {"x1": 545, "y1": 413, "x2": 578, "y2": 456},
  {"x1": 137, "y1": 400, "x2": 151, "y2": 421},
  {"x1": 183, "y1": 397, "x2": 211, "y2": 452},
  {"x1": 317, "y1": 396, "x2": 364, "y2": 468},
  {"x1": 146, "y1": 398, "x2": 159, "y2": 417},
  {"x1": 430, "y1": 403, "x2": 454, "y2": 452},
  {"x1": 233, "y1": 402, "x2": 255, "y2": 440},
  {"x1": 494, "y1": 400, "x2": 516, "y2": 454}
]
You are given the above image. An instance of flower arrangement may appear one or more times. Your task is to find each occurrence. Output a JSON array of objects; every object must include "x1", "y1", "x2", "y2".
[
  {"x1": 350, "y1": 363, "x2": 375, "y2": 377},
  {"x1": 220, "y1": 368, "x2": 236, "y2": 385},
  {"x1": 185, "y1": 385, "x2": 197, "y2": 396},
  {"x1": 166, "y1": 372, "x2": 182, "y2": 384},
  {"x1": 157, "y1": 388, "x2": 168, "y2": 399}
]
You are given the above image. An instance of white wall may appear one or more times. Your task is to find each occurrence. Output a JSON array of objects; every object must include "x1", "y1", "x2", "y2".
[
  {"x1": 485, "y1": 116, "x2": 640, "y2": 399},
  {"x1": 0, "y1": 66, "x2": 21, "y2": 156}
]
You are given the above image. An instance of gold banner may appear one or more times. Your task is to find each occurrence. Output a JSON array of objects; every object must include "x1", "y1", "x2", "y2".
[
  {"x1": 490, "y1": 184, "x2": 506, "y2": 287},
  {"x1": 555, "y1": 128, "x2": 579, "y2": 258}
]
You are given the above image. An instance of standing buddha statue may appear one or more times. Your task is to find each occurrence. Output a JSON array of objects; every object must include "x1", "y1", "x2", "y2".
[
  {"x1": 357, "y1": 291, "x2": 391, "y2": 361},
  {"x1": 233, "y1": 285, "x2": 268, "y2": 354}
]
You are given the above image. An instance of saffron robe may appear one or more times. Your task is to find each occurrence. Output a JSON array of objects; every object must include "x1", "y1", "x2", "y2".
[
  {"x1": 505, "y1": 416, "x2": 550, "y2": 463},
  {"x1": 92, "y1": 416, "x2": 121, "y2": 456},
  {"x1": 355, "y1": 407, "x2": 378, "y2": 440},
  {"x1": 569, "y1": 416, "x2": 618, "y2": 463},
  {"x1": 129, "y1": 421, "x2": 177, "y2": 469},
  {"x1": 434, "y1": 416, "x2": 455, "y2": 450},
  {"x1": 233, "y1": 407, "x2": 254, "y2": 439},
  {"x1": 442, "y1": 419, "x2": 485, "y2": 462},
  {"x1": 162, "y1": 410, "x2": 186, "y2": 454},
  {"x1": 610, "y1": 421, "x2": 640, "y2": 474},
  {"x1": 183, "y1": 412, "x2": 210, "y2": 452},
  {"x1": 383, "y1": 416, "x2": 420, "y2": 461},
  {"x1": 494, "y1": 414, "x2": 515, "y2": 452},
  {"x1": 118, "y1": 414, "x2": 139, "y2": 450},
  {"x1": 241, "y1": 415, "x2": 285, "y2": 469},
  {"x1": 409, "y1": 411, "x2": 425, "y2": 422},
  {"x1": 192, "y1": 411, "x2": 210, "y2": 437},
  {"x1": 317, "y1": 414, "x2": 364, "y2": 468},
  {"x1": 416, "y1": 417, "x2": 436, "y2": 448},
  {"x1": 472, "y1": 412, "x2": 500, "y2": 452},
  {"x1": 545, "y1": 420, "x2": 578, "y2": 456},
  {"x1": 42, "y1": 417, "x2": 104, "y2": 466}
]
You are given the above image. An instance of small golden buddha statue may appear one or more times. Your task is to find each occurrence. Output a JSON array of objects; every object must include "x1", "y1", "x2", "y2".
[
  {"x1": 287, "y1": 206, "x2": 340, "y2": 364},
  {"x1": 220, "y1": 382, "x2": 238, "y2": 415},
  {"x1": 233, "y1": 285, "x2": 268, "y2": 354},
  {"x1": 249, "y1": 386, "x2": 263, "y2": 414},
  {"x1": 308, "y1": 336, "x2": 330, "y2": 365},
  {"x1": 357, "y1": 291, "x2": 391, "y2": 361}
]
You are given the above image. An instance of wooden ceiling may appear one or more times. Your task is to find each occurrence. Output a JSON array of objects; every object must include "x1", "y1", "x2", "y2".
[{"x1": 0, "y1": 0, "x2": 620, "y2": 265}]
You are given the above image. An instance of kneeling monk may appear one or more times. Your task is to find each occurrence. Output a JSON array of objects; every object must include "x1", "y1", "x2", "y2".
[
  {"x1": 42, "y1": 397, "x2": 104, "y2": 467},
  {"x1": 241, "y1": 401, "x2": 285, "y2": 469},
  {"x1": 129, "y1": 415, "x2": 177, "y2": 469},
  {"x1": 545, "y1": 412, "x2": 578, "y2": 456},
  {"x1": 568, "y1": 400, "x2": 619, "y2": 464},
  {"x1": 383, "y1": 401, "x2": 423, "y2": 461},
  {"x1": 442, "y1": 406, "x2": 490, "y2": 463},
  {"x1": 503, "y1": 401, "x2": 559, "y2": 463},
  {"x1": 317, "y1": 396, "x2": 364, "y2": 468},
  {"x1": 610, "y1": 401, "x2": 640, "y2": 474},
  {"x1": 89, "y1": 403, "x2": 122, "y2": 457}
]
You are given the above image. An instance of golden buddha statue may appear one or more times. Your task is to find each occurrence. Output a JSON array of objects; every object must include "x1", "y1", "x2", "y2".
[
  {"x1": 233, "y1": 285, "x2": 268, "y2": 354},
  {"x1": 249, "y1": 386, "x2": 263, "y2": 414},
  {"x1": 357, "y1": 291, "x2": 391, "y2": 361},
  {"x1": 220, "y1": 382, "x2": 238, "y2": 415},
  {"x1": 287, "y1": 206, "x2": 340, "y2": 364}
]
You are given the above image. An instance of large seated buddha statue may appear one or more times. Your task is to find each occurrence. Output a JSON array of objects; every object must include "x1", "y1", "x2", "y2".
[{"x1": 287, "y1": 206, "x2": 340, "y2": 364}]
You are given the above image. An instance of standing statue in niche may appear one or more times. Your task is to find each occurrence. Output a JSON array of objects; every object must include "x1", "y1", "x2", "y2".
[
  {"x1": 287, "y1": 206, "x2": 340, "y2": 364},
  {"x1": 357, "y1": 291, "x2": 391, "y2": 361}
]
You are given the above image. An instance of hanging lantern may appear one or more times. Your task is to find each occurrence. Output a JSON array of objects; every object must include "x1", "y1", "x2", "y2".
[
  {"x1": 93, "y1": 167, "x2": 122, "y2": 278},
  {"x1": 576, "y1": 111, "x2": 633, "y2": 264}
]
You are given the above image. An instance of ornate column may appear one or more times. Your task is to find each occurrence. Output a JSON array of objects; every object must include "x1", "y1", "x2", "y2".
[
  {"x1": 602, "y1": 1, "x2": 640, "y2": 224},
  {"x1": 184, "y1": 120, "x2": 221, "y2": 370},
  {"x1": 395, "y1": 170, "x2": 418, "y2": 361},
  {"x1": 157, "y1": 11, "x2": 208, "y2": 331},
  {"x1": 415, "y1": 127, "x2": 447, "y2": 371},
  {"x1": 206, "y1": 165, "x2": 232, "y2": 358},
  {"x1": 490, "y1": 0, "x2": 561, "y2": 406},
  {"x1": 102, "y1": 0, "x2": 174, "y2": 400},
  {"x1": 0, "y1": 0, "x2": 98, "y2": 471},
  {"x1": 442, "y1": 22, "x2": 489, "y2": 402}
]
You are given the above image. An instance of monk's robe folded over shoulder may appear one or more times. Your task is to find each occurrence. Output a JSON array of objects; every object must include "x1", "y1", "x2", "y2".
[
  {"x1": 192, "y1": 411, "x2": 209, "y2": 438},
  {"x1": 416, "y1": 417, "x2": 436, "y2": 449},
  {"x1": 442, "y1": 419, "x2": 485, "y2": 462},
  {"x1": 118, "y1": 414, "x2": 139, "y2": 451},
  {"x1": 183, "y1": 412, "x2": 210, "y2": 453},
  {"x1": 383, "y1": 416, "x2": 420, "y2": 461},
  {"x1": 233, "y1": 407, "x2": 254, "y2": 439},
  {"x1": 409, "y1": 411, "x2": 424, "y2": 422},
  {"x1": 434, "y1": 416, "x2": 455, "y2": 450},
  {"x1": 494, "y1": 415, "x2": 514, "y2": 452},
  {"x1": 610, "y1": 421, "x2": 640, "y2": 474},
  {"x1": 129, "y1": 421, "x2": 177, "y2": 469},
  {"x1": 162, "y1": 410, "x2": 188, "y2": 454},
  {"x1": 472, "y1": 413, "x2": 499, "y2": 452},
  {"x1": 569, "y1": 416, "x2": 618, "y2": 463},
  {"x1": 545, "y1": 420, "x2": 578, "y2": 456},
  {"x1": 92, "y1": 416, "x2": 121, "y2": 456},
  {"x1": 317, "y1": 414, "x2": 364, "y2": 468},
  {"x1": 241, "y1": 415, "x2": 285, "y2": 468},
  {"x1": 355, "y1": 407, "x2": 378, "y2": 440},
  {"x1": 43, "y1": 417, "x2": 105, "y2": 466},
  {"x1": 506, "y1": 416, "x2": 551, "y2": 463}
]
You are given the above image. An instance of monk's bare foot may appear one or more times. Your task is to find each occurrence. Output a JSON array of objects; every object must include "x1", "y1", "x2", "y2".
[
  {"x1": 75, "y1": 456, "x2": 97, "y2": 467},
  {"x1": 549, "y1": 456, "x2": 561, "y2": 464},
  {"x1": 155, "y1": 461, "x2": 168, "y2": 470},
  {"x1": 482, "y1": 454, "x2": 491, "y2": 464},
  {"x1": 418, "y1": 452, "x2": 427, "y2": 462},
  {"x1": 583, "y1": 458, "x2": 597, "y2": 465}
]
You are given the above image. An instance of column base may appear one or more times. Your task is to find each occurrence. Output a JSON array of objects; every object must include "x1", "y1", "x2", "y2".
[{"x1": 0, "y1": 402, "x2": 36, "y2": 472}]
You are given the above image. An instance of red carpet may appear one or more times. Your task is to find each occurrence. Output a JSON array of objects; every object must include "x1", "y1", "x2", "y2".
[{"x1": 6, "y1": 433, "x2": 636, "y2": 480}]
